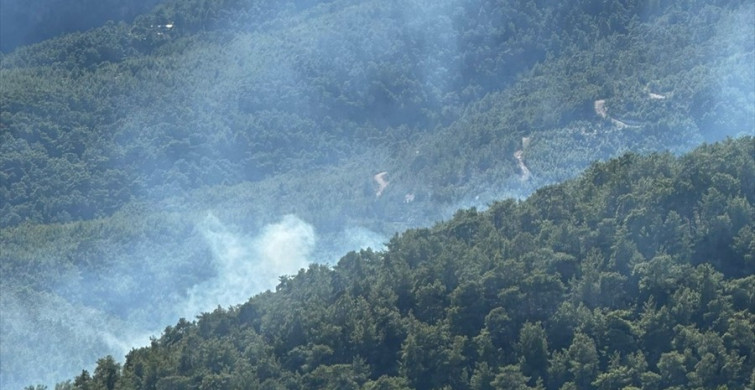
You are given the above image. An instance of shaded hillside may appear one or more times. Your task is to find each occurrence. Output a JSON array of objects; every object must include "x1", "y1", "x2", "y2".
[
  {"x1": 0, "y1": 0, "x2": 165, "y2": 52},
  {"x1": 55, "y1": 138, "x2": 755, "y2": 390}
]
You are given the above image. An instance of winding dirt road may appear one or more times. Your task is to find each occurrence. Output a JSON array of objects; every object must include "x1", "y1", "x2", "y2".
[
  {"x1": 514, "y1": 150, "x2": 531, "y2": 181},
  {"x1": 374, "y1": 171, "x2": 389, "y2": 197},
  {"x1": 594, "y1": 99, "x2": 638, "y2": 129}
]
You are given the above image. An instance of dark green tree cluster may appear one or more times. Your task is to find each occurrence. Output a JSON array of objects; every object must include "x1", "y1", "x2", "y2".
[{"x1": 55, "y1": 137, "x2": 754, "y2": 390}]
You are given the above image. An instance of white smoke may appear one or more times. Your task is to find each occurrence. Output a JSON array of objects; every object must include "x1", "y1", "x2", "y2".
[
  {"x1": 339, "y1": 226, "x2": 387, "y2": 253},
  {"x1": 0, "y1": 290, "x2": 152, "y2": 390},
  {"x1": 180, "y1": 213, "x2": 316, "y2": 316},
  {"x1": 0, "y1": 213, "x2": 318, "y2": 389}
]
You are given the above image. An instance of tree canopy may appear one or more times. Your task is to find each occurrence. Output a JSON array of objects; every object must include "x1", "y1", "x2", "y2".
[
  {"x1": 52, "y1": 137, "x2": 755, "y2": 389},
  {"x1": 2, "y1": 0, "x2": 753, "y2": 388}
]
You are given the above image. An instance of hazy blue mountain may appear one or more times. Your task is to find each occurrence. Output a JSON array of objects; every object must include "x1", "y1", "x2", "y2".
[{"x1": 0, "y1": 0, "x2": 166, "y2": 52}]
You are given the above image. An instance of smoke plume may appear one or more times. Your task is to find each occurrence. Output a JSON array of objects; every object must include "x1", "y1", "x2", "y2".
[{"x1": 181, "y1": 213, "x2": 316, "y2": 317}]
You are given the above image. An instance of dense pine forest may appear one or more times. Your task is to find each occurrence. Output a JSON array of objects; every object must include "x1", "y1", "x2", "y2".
[
  {"x1": 56, "y1": 138, "x2": 755, "y2": 389},
  {"x1": 1, "y1": 0, "x2": 753, "y2": 388}
]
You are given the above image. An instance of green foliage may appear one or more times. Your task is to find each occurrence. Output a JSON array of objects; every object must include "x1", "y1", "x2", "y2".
[
  {"x1": 3, "y1": 0, "x2": 753, "y2": 388},
  {"x1": 50, "y1": 138, "x2": 755, "y2": 389},
  {"x1": 1, "y1": 0, "x2": 753, "y2": 230}
]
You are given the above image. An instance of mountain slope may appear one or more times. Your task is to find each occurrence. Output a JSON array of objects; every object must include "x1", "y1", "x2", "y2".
[
  {"x1": 61, "y1": 137, "x2": 755, "y2": 390},
  {"x1": 1, "y1": 0, "x2": 753, "y2": 388},
  {"x1": 1, "y1": 0, "x2": 752, "y2": 228},
  {"x1": 0, "y1": 0, "x2": 165, "y2": 52}
]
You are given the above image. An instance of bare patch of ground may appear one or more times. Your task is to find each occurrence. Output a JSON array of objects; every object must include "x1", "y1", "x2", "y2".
[
  {"x1": 374, "y1": 171, "x2": 389, "y2": 197},
  {"x1": 514, "y1": 137, "x2": 532, "y2": 181},
  {"x1": 514, "y1": 150, "x2": 531, "y2": 181},
  {"x1": 594, "y1": 99, "x2": 608, "y2": 119},
  {"x1": 594, "y1": 99, "x2": 640, "y2": 129}
]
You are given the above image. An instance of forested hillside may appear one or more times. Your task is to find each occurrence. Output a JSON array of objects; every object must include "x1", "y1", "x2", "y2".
[
  {"x1": 2, "y1": 0, "x2": 753, "y2": 228},
  {"x1": 1, "y1": 0, "x2": 753, "y2": 388},
  {"x1": 56, "y1": 138, "x2": 755, "y2": 390},
  {"x1": 0, "y1": 0, "x2": 165, "y2": 52}
]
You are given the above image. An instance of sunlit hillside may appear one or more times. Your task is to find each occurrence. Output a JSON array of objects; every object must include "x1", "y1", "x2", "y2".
[{"x1": 1, "y1": 0, "x2": 753, "y2": 388}]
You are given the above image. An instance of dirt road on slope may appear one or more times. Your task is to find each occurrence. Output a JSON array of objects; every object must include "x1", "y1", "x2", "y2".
[
  {"x1": 514, "y1": 150, "x2": 531, "y2": 181},
  {"x1": 594, "y1": 99, "x2": 639, "y2": 129},
  {"x1": 374, "y1": 171, "x2": 389, "y2": 197}
]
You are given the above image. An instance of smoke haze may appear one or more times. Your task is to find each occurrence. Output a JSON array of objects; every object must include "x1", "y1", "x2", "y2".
[
  {"x1": 0, "y1": 210, "x2": 386, "y2": 389},
  {"x1": 182, "y1": 213, "x2": 316, "y2": 317},
  {"x1": 0, "y1": 1, "x2": 752, "y2": 389}
]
